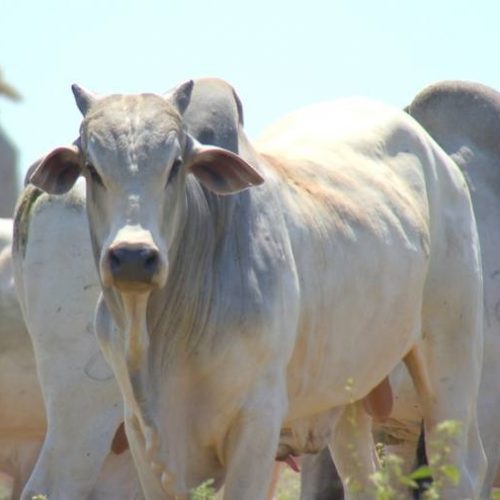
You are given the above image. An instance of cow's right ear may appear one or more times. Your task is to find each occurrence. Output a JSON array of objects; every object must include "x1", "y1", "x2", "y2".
[{"x1": 29, "y1": 145, "x2": 81, "y2": 194}]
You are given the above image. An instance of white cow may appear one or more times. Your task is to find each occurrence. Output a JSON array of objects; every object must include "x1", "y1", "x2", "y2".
[
  {"x1": 12, "y1": 183, "x2": 142, "y2": 500},
  {"x1": 0, "y1": 218, "x2": 44, "y2": 499},
  {"x1": 0, "y1": 214, "x2": 141, "y2": 500},
  {"x1": 299, "y1": 80, "x2": 500, "y2": 500},
  {"x1": 29, "y1": 80, "x2": 485, "y2": 499},
  {"x1": 12, "y1": 78, "x2": 262, "y2": 500}
]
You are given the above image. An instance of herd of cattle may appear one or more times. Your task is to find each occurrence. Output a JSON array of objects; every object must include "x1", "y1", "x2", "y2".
[{"x1": 0, "y1": 78, "x2": 499, "y2": 499}]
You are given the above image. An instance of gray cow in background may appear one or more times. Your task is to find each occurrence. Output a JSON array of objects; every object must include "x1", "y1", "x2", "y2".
[
  {"x1": 0, "y1": 69, "x2": 21, "y2": 217},
  {"x1": 0, "y1": 126, "x2": 18, "y2": 217}
]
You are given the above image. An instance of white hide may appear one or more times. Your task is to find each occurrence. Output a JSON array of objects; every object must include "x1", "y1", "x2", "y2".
[
  {"x1": 377, "y1": 81, "x2": 500, "y2": 497},
  {"x1": 300, "y1": 81, "x2": 500, "y2": 500},
  {"x1": 11, "y1": 185, "x2": 142, "y2": 500},
  {"x1": 0, "y1": 218, "x2": 44, "y2": 499}
]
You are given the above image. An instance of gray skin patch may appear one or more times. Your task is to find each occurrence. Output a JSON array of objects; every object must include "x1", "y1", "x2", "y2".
[
  {"x1": 84, "y1": 350, "x2": 115, "y2": 381},
  {"x1": 13, "y1": 184, "x2": 44, "y2": 258}
]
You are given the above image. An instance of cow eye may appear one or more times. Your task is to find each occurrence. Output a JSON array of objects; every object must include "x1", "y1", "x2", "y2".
[
  {"x1": 167, "y1": 158, "x2": 182, "y2": 185},
  {"x1": 86, "y1": 163, "x2": 104, "y2": 187}
]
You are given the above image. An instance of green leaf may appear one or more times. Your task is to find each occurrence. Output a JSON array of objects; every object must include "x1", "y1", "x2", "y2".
[
  {"x1": 190, "y1": 479, "x2": 216, "y2": 499},
  {"x1": 400, "y1": 476, "x2": 419, "y2": 489},
  {"x1": 409, "y1": 465, "x2": 433, "y2": 480},
  {"x1": 440, "y1": 464, "x2": 460, "y2": 486},
  {"x1": 490, "y1": 490, "x2": 500, "y2": 500}
]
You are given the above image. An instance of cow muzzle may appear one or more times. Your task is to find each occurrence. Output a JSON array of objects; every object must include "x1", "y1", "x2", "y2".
[{"x1": 104, "y1": 243, "x2": 163, "y2": 292}]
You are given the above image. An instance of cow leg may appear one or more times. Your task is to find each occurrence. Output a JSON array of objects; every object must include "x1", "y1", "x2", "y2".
[
  {"x1": 406, "y1": 341, "x2": 485, "y2": 498},
  {"x1": 222, "y1": 374, "x2": 286, "y2": 500},
  {"x1": 92, "y1": 449, "x2": 144, "y2": 500},
  {"x1": 418, "y1": 181, "x2": 487, "y2": 498},
  {"x1": 217, "y1": 462, "x2": 283, "y2": 500},
  {"x1": 267, "y1": 462, "x2": 285, "y2": 500},
  {"x1": 413, "y1": 267, "x2": 486, "y2": 498},
  {"x1": 20, "y1": 333, "x2": 126, "y2": 499},
  {"x1": 328, "y1": 402, "x2": 379, "y2": 499},
  {"x1": 300, "y1": 448, "x2": 344, "y2": 500}
]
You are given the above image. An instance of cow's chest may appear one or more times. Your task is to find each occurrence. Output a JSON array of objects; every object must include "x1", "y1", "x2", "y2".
[{"x1": 148, "y1": 336, "x2": 292, "y2": 491}]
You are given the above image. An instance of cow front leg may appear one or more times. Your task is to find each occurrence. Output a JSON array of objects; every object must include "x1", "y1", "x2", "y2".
[
  {"x1": 222, "y1": 377, "x2": 286, "y2": 500},
  {"x1": 328, "y1": 401, "x2": 380, "y2": 499}
]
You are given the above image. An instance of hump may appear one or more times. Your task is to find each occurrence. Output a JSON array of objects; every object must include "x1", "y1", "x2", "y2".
[
  {"x1": 407, "y1": 80, "x2": 500, "y2": 156},
  {"x1": 183, "y1": 78, "x2": 243, "y2": 153}
]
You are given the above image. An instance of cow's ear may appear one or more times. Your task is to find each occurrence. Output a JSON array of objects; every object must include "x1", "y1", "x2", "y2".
[
  {"x1": 29, "y1": 145, "x2": 81, "y2": 194},
  {"x1": 165, "y1": 80, "x2": 194, "y2": 115},
  {"x1": 185, "y1": 138, "x2": 264, "y2": 195}
]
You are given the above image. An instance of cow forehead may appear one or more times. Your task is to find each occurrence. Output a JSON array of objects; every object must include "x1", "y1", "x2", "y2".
[{"x1": 81, "y1": 93, "x2": 183, "y2": 163}]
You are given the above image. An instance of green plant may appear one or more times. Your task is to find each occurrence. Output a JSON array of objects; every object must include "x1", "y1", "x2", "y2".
[
  {"x1": 371, "y1": 453, "x2": 419, "y2": 499},
  {"x1": 417, "y1": 420, "x2": 461, "y2": 499},
  {"x1": 276, "y1": 466, "x2": 300, "y2": 500},
  {"x1": 491, "y1": 489, "x2": 500, "y2": 500},
  {"x1": 370, "y1": 419, "x2": 463, "y2": 500},
  {"x1": 190, "y1": 478, "x2": 216, "y2": 499}
]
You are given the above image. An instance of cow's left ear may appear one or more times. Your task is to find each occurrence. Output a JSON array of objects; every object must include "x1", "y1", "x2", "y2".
[
  {"x1": 29, "y1": 145, "x2": 81, "y2": 195},
  {"x1": 185, "y1": 138, "x2": 264, "y2": 195}
]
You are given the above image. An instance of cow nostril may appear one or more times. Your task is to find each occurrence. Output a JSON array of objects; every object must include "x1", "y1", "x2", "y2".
[
  {"x1": 144, "y1": 251, "x2": 159, "y2": 273},
  {"x1": 109, "y1": 250, "x2": 121, "y2": 272}
]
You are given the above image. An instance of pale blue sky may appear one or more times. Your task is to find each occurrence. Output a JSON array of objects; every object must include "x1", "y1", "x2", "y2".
[{"x1": 1, "y1": 0, "x2": 499, "y2": 178}]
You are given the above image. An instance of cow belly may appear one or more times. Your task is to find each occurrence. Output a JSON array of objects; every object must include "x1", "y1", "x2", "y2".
[
  {"x1": 285, "y1": 239, "x2": 427, "y2": 420},
  {"x1": 286, "y1": 318, "x2": 418, "y2": 421}
]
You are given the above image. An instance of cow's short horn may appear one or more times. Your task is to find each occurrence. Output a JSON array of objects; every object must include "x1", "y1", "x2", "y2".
[{"x1": 71, "y1": 84, "x2": 99, "y2": 116}]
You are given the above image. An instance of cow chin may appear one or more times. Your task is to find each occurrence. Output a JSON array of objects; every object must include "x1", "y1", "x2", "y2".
[
  {"x1": 100, "y1": 264, "x2": 162, "y2": 293},
  {"x1": 112, "y1": 279, "x2": 158, "y2": 294}
]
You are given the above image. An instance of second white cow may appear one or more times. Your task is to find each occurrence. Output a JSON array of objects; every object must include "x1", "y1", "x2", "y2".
[{"x1": 299, "y1": 80, "x2": 500, "y2": 500}]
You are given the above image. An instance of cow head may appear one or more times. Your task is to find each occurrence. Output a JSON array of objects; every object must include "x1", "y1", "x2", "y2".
[{"x1": 29, "y1": 81, "x2": 264, "y2": 296}]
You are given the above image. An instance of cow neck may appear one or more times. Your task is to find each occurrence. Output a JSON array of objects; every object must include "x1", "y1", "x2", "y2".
[
  {"x1": 146, "y1": 131, "x2": 262, "y2": 369},
  {"x1": 146, "y1": 174, "x2": 240, "y2": 367}
]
